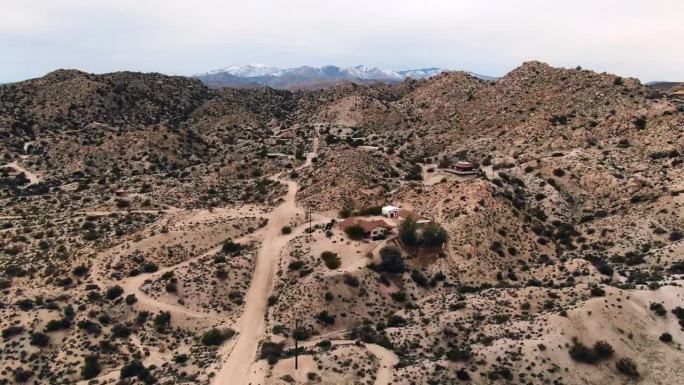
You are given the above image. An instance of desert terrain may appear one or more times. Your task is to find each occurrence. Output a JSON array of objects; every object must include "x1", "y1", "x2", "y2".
[{"x1": 0, "y1": 62, "x2": 683, "y2": 385}]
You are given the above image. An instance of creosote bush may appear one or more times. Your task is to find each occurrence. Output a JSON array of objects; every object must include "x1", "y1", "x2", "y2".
[
  {"x1": 616, "y1": 357, "x2": 639, "y2": 377},
  {"x1": 320, "y1": 251, "x2": 341, "y2": 269}
]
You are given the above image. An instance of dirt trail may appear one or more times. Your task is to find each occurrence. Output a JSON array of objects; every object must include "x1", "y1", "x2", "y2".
[
  {"x1": 366, "y1": 343, "x2": 398, "y2": 385},
  {"x1": 212, "y1": 179, "x2": 304, "y2": 384},
  {"x1": 2, "y1": 161, "x2": 42, "y2": 184},
  {"x1": 213, "y1": 135, "x2": 320, "y2": 385},
  {"x1": 119, "y1": 245, "x2": 228, "y2": 321}
]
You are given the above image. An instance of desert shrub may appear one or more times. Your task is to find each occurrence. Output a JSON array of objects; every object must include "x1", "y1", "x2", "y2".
[
  {"x1": 281, "y1": 226, "x2": 292, "y2": 235},
  {"x1": 136, "y1": 311, "x2": 149, "y2": 325},
  {"x1": 288, "y1": 260, "x2": 305, "y2": 270},
  {"x1": 586, "y1": 256, "x2": 613, "y2": 276},
  {"x1": 589, "y1": 285, "x2": 605, "y2": 297},
  {"x1": 13, "y1": 368, "x2": 32, "y2": 382},
  {"x1": 316, "y1": 311, "x2": 336, "y2": 325},
  {"x1": 387, "y1": 315, "x2": 406, "y2": 327},
  {"x1": 153, "y1": 312, "x2": 171, "y2": 333},
  {"x1": 320, "y1": 251, "x2": 341, "y2": 269},
  {"x1": 45, "y1": 318, "x2": 70, "y2": 332},
  {"x1": 106, "y1": 285, "x2": 123, "y2": 300},
  {"x1": 672, "y1": 306, "x2": 684, "y2": 320},
  {"x1": 125, "y1": 294, "x2": 137, "y2": 305},
  {"x1": 650, "y1": 302, "x2": 667, "y2": 316},
  {"x1": 98, "y1": 313, "x2": 112, "y2": 325},
  {"x1": 406, "y1": 164, "x2": 422, "y2": 181},
  {"x1": 143, "y1": 263, "x2": 158, "y2": 273},
  {"x1": 30, "y1": 332, "x2": 50, "y2": 347},
  {"x1": 173, "y1": 354, "x2": 189, "y2": 364},
  {"x1": 411, "y1": 270, "x2": 428, "y2": 287},
  {"x1": 343, "y1": 274, "x2": 360, "y2": 287},
  {"x1": 201, "y1": 328, "x2": 230, "y2": 346},
  {"x1": 120, "y1": 360, "x2": 156, "y2": 384},
  {"x1": 165, "y1": 281, "x2": 177, "y2": 293},
  {"x1": 593, "y1": 341, "x2": 614, "y2": 358},
  {"x1": 77, "y1": 320, "x2": 101, "y2": 335},
  {"x1": 552, "y1": 168, "x2": 566, "y2": 177},
  {"x1": 670, "y1": 230, "x2": 683, "y2": 242},
  {"x1": 378, "y1": 246, "x2": 405, "y2": 273},
  {"x1": 16, "y1": 299, "x2": 34, "y2": 311},
  {"x1": 391, "y1": 291, "x2": 407, "y2": 302},
  {"x1": 293, "y1": 326, "x2": 311, "y2": 340},
  {"x1": 344, "y1": 225, "x2": 365, "y2": 240},
  {"x1": 616, "y1": 357, "x2": 639, "y2": 377},
  {"x1": 660, "y1": 332, "x2": 673, "y2": 342},
  {"x1": 446, "y1": 345, "x2": 472, "y2": 362},
  {"x1": 568, "y1": 341, "x2": 598, "y2": 363},
  {"x1": 215, "y1": 268, "x2": 228, "y2": 279},
  {"x1": 73, "y1": 265, "x2": 89, "y2": 276},
  {"x1": 2, "y1": 325, "x2": 24, "y2": 339},
  {"x1": 222, "y1": 240, "x2": 243, "y2": 253},
  {"x1": 260, "y1": 341, "x2": 284, "y2": 364},
  {"x1": 81, "y1": 355, "x2": 101, "y2": 380},
  {"x1": 112, "y1": 324, "x2": 132, "y2": 338},
  {"x1": 633, "y1": 116, "x2": 646, "y2": 130},
  {"x1": 267, "y1": 295, "x2": 278, "y2": 306}
]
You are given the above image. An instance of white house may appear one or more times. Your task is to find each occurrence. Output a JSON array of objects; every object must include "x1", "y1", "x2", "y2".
[{"x1": 382, "y1": 205, "x2": 401, "y2": 218}]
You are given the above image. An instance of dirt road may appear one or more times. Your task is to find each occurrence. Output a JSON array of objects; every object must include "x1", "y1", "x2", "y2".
[
  {"x1": 212, "y1": 179, "x2": 304, "y2": 384},
  {"x1": 212, "y1": 135, "x2": 320, "y2": 385}
]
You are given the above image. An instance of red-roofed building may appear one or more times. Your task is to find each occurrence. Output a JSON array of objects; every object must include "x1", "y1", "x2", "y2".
[{"x1": 336, "y1": 217, "x2": 394, "y2": 240}]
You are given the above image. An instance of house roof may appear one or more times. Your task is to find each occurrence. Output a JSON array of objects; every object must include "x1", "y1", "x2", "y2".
[
  {"x1": 337, "y1": 217, "x2": 393, "y2": 233},
  {"x1": 357, "y1": 219, "x2": 393, "y2": 233},
  {"x1": 454, "y1": 161, "x2": 474, "y2": 168}
]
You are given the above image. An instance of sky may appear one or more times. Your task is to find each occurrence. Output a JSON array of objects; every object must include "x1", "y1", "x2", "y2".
[{"x1": 2, "y1": 0, "x2": 683, "y2": 83}]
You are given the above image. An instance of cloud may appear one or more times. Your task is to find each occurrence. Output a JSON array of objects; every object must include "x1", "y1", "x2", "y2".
[{"x1": 1, "y1": 0, "x2": 682, "y2": 82}]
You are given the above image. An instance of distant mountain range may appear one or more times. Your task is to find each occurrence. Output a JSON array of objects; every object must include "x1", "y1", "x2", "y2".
[{"x1": 192, "y1": 64, "x2": 497, "y2": 90}]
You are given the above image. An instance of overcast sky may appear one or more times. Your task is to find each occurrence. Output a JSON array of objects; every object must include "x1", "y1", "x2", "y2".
[{"x1": 2, "y1": 0, "x2": 683, "y2": 83}]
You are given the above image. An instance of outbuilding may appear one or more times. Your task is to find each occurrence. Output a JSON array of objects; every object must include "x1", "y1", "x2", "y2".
[{"x1": 382, "y1": 205, "x2": 401, "y2": 218}]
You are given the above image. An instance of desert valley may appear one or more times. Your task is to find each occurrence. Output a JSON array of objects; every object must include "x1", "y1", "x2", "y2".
[{"x1": 0, "y1": 61, "x2": 683, "y2": 385}]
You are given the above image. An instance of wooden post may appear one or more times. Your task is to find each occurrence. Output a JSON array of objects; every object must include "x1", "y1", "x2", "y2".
[{"x1": 294, "y1": 316, "x2": 299, "y2": 370}]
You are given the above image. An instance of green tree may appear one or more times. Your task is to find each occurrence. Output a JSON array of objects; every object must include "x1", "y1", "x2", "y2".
[
  {"x1": 344, "y1": 225, "x2": 365, "y2": 240},
  {"x1": 421, "y1": 222, "x2": 448, "y2": 246},
  {"x1": 378, "y1": 246, "x2": 405, "y2": 273},
  {"x1": 399, "y1": 218, "x2": 418, "y2": 246}
]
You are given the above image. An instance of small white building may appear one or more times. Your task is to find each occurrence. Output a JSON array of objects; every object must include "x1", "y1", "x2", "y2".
[{"x1": 382, "y1": 205, "x2": 401, "y2": 218}]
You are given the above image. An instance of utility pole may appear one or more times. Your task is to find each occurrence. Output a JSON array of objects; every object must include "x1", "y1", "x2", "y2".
[
  {"x1": 308, "y1": 208, "x2": 312, "y2": 238},
  {"x1": 294, "y1": 316, "x2": 299, "y2": 370}
]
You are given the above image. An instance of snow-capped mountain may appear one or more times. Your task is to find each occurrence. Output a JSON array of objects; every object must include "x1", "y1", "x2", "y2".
[
  {"x1": 344, "y1": 65, "x2": 404, "y2": 80},
  {"x1": 200, "y1": 64, "x2": 284, "y2": 78},
  {"x1": 397, "y1": 67, "x2": 449, "y2": 79},
  {"x1": 193, "y1": 65, "x2": 493, "y2": 89}
]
